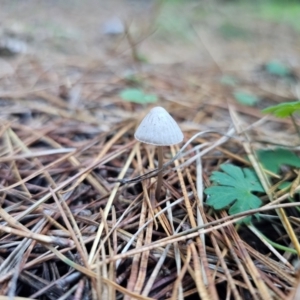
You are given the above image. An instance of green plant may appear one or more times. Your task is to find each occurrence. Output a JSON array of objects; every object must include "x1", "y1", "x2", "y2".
[
  {"x1": 234, "y1": 91, "x2": 260, "y2": 106},
  {"x1": 257, "y1": 148, "x2": 300, "y2": 174},
  {"x1": 265, "y1": 61, "x2": 291, "y2": 77},
  {"x1": 257, "y1": 1, "x2": 300, "y2": 32},
  {"x1": 248, "y1": 223, "x2": 298, "y2": 255},
  {"x1": 262, "y1": 101, "x2": 300, "y2": 118},
  {"x1": 262, "y1": 101, "x2": 300, "y2": 140},
  {"x1": 119, "y1": 88, "x2": 158, "y2": 104},
  {"x1": 204, "y1": 164, "x2": 264, "y2": 223}
]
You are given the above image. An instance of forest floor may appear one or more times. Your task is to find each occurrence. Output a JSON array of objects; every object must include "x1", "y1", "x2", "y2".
[{"x1": 1, "y1": 0, "x2": 300, "y2": 299}]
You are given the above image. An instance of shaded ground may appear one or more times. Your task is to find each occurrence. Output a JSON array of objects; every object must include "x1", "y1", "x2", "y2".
[
  {"x1": 1, "y1": 0, "x2": 300, "y2": 299},
  {"x1": 2, "y1": 0, "x2": 300, "y2": 63}
]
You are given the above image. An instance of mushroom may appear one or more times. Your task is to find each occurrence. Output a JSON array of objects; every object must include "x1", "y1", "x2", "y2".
[{"x1": 134, "y1": 106, "x2": 184, "y2": 200}]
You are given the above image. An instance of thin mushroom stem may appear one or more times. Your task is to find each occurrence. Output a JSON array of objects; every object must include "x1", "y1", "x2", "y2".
[{"x1": 155, "y1": 146, "x2": 163, "y2": 201}]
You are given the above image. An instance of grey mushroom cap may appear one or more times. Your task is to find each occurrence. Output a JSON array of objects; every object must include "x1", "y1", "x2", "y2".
[{"x1": 134, "y1": 106, "x2": 184, "y2": 146}]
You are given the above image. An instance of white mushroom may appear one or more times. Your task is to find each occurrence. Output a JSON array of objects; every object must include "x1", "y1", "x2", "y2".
[{"x1": 135, "y1": 106, "x2": 183, "y2": 200}]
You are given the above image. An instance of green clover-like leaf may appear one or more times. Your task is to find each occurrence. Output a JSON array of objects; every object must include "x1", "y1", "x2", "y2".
[{"x1": 204, "y1": 164, "x2": 264, "y2": 223}]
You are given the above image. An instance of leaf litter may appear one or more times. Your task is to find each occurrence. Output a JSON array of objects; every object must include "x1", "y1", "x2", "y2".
[{"x1": 1, "y1": 5, "x2": 300, "y2": 300}]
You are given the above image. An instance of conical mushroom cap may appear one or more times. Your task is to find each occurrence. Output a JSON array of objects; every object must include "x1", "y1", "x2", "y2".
[{"x1": 134, "y1": 106, "x2": 184, "y2": 146}]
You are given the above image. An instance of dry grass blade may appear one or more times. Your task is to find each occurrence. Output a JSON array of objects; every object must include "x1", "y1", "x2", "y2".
[
  {"x1": 124, "y1": 193, "x2": 147, "y2": 299},
  {"x1": 229, "y1": 106, "x2": 300, "y2": 257},
  {"x1": 93, "y1": 201, "x2": 300, "y2": 267},
  {"x1": 89, "y1": 143, "x2": 138, "y2": 264},
  {"x1": 133, "y1": 198, "x2": 154, "y2": 295},
  {"x1": 170, "y1": 244, "x2": 191, "y2": 300},
  {"x1": 248, "y1": 224, "x2": 292, "y2": 266},
  {"x1": 210, "y1": 228, "x2": 242, "y2": 300},
  {"x1": 166, "y1": 194, "x2": 184, "y2": 300},
  {"x1": 0, "y1": 224, "x2": 71, "y2": 247},
  {"x1": 231, "y1": 221, "x2": 271, "y2": 299},
  {"x1": 190, "y1": 241, "x2": 211, "y2": 299},
  {"x1": 219, "y1": 223, "x2": 259, "y2": 300}
]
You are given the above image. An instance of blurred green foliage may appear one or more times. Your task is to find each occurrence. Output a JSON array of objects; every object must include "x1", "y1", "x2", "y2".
[
  {"x1": 264, "y1": 61, "x2": 291, "y2": 77},
  {"x1": 159, "y1": 0, "x2": 300, "y2": 33},
  {"x1": 234, "y1": 91, "x2": 260, "y2": 106},
  {"x1": 119, "y1": 89, "x2": 158, "y2": 104},
  {"x1": 262, "y1": 101, "x2": 300, "y2": 118},
  {"x1": 256, "y1": 1, "x2": 300, "y2": 31}
]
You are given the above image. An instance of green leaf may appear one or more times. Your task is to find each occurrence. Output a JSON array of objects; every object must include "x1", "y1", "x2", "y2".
[
  {"x1": 204, "y1": 164, "x2": 264, "y2": 223},
  {"x1": 262, "y1": 101, "x2": 300, "y2": 118},
  {"x1": 257, "y1": 148, "x2": 300, "y2": 174},
  {"x1": 278, "y1": 181, "x2": 292, "y2": 190},
  {"x1": 119, "y1": 88, "x2": 158, "y2": 104},
  {"x1": 234, "y1": 91, "x2": 260, "y2": 106},
  {"x1": 265, "y1": 61, "x2": 291, "y2": 77}
]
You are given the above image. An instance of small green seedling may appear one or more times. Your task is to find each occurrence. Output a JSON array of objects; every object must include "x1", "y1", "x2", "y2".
[
  {"x1": 262, "y1": 100, "x2": 300, "y2": 140},
  {"x1": 119, "y1": 88, "x2": 158, "y2": 104},
  {"x1": 262, "y1": 101, "x2": 300, "y2": 118},
  {"x1": 234, "y1": 91, "x2": 260, "y2": 106},
  {"x1": 265, "y1": 61, "x2": 291, "y2": 78},
  {"x1": 204, "y1": 164, "x2": 264, "y2": 223}
]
